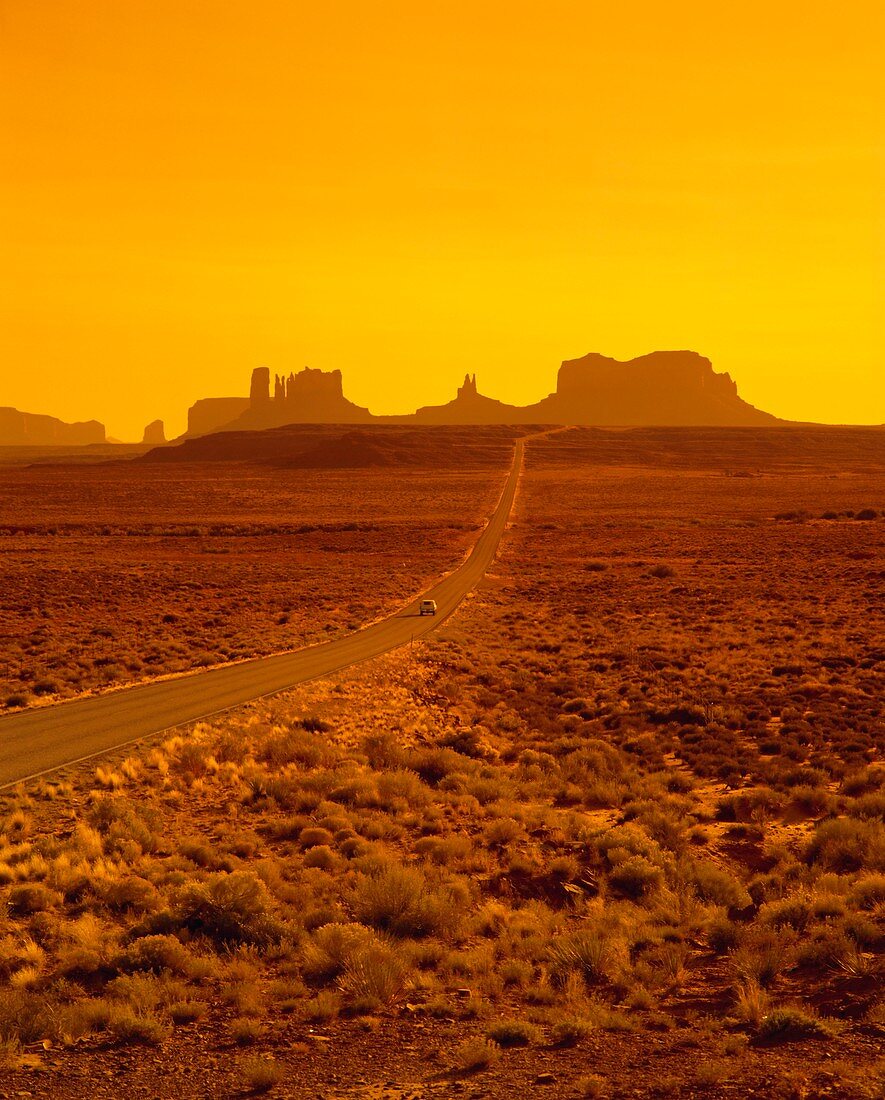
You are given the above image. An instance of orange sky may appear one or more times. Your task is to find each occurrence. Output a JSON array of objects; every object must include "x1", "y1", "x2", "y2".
[{"x1": 1, "y1": 0, "x2": 882, "y2": 439}]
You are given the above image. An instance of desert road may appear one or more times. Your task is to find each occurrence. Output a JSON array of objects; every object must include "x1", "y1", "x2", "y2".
[{"x1": 0, "y1": 436, "x2": 531, "y2": 788}]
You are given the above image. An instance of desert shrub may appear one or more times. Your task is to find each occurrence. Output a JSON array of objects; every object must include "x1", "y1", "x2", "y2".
[
  {"x1": 684, "y1": 860, "x2": 751, "y2": 909},
  {"x1": 298, "y1": 827, "x2": 335, "y2": 850},
  {"x1": 733, "y1": 980, "x2": 770, "y2": 1027},
  {"x1": 231, "y1": 1016, "x2": 263, "y2": 1044},
  {"x1": 648, "y1": 564, "x2": 676, "y2": 579},
  {"x1": 789, "y1": 786, "x2": 835, "y2": 817},
  {"x1": 179, "y1": 839, "x2": 229, "y2": 870},
  {"x1": 375, "y1": 768, "x2": 431, "y2": 808},
  {"x1": 449, "y1": 1037, "x2": 501, "y2": 1073},
  {"x1": 549, "y1": 928, "x2": 624, "y2": 985},
  {"x1": 841, "y1": 767, "x2": 885, "y2": 797},
  {"x1": 414, "y1": 835, "x2": 472, "y2": 865},
  {"x1": 173, "y1": 871, "x2": 281, "y2": 947},
  {"x1": 757, "y1": 1005, "x2": 839, "y2": 1041},
  {"x1": 849, "y1": 874, "x2": 885, "y2": 910},
  {"x1": 703, "y1": 919, "x2": 738, "y2": 954},
  {"x1": 352, "y1": 864, "x2": 463, "y2": 938},
  {"x1": 806, "y1": 818, "x2": 885, "y2": 872},
  {"x1": 580, "y1": 1001, "x2": 635, "y2": 1032},
  {"x1": 301, "y1": 923, "x2": 378, "y2": 981},
  {"x1": 260, "y1": 727, "x2": 333, "y2": 769},
  {"x1": 214, "y1": 732, "x2": 250, "y2": 765},
  {"x1": 732, "y1": 928, "x2": 794, "y2": 987},
  {"x1": 7, "y1": 882, "x2": 60, "y2": 916},
  {"x1": 483, "y1": 818, "x2": 523, "y2": 847},
  {"x1": 593, "y1": 823, "x2": 664, "y2": 865},
  {"x1": 485, "y1": 1018, "x2": 540, "y2": 1047},
  {"x1": 362, "y1": 732, "x2": 406, "y2": 770},
  {"x1": 550, "y1": 1014, "x2": 595, "y2": 1046},
  {"x1": 0, "y1": 990, "x2": 55, "y2": 1044},
  {"x1": 87, "y1": 797, "x2": 161, "y2": 854},
  {"x1": 849, "y1": 793, "x2": 885, "y2": 821},
  {"x1": 405, "y1": 747, "x2": 467, "y2": 786},
  {"x1": 608, "y1": 855, "x2": 663, "y2": 898},
  {"x1": 117, "y1": 935, "x2": 197, "y2": 976},
  {"x1": 56, "y1": 913, "x2": 119, "y2": 977},
  {"x1": 99, "y1": 874, "x2": 161, "y2": 913},
  {"x1": 303, "y1": 844, "x2": 337, "y2": 870},
  {"x1": 795, "y1": 927, "x2": 858, "y2": 971},
  {"x1": 170, "y1": 742, "x2": 211, "y2": 783},
  {"x1": 239, "y1": 1055, "x2": 283, "y2": 1093},
  {"x1": 105, "y1": 1004, "x2": 169, "y2": 1045},
  {"x1": 757, "y1": 896, "x2": 812, "y2": 931},
  {"x1": 337, "y1": 943, "x2": 409, "y2": 1009},
  {"x1": 439, "y1": 727, "x2": 488, "y2": 758},
  {"x1": 717, "y1": 788, "x2": 783, "y2": 823},
  {"x1": 303, "y1": 990, "x2": 341, "y2": 1021},
  {"x1": 298, "y1": 716, "x2": 330, "y2": 734},
  {"x1": 168, "y1": 1000, "x2": 207, "y2": 1024}
]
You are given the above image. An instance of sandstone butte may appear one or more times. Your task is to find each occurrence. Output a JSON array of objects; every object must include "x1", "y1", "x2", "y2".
[
  {"x1": 182, "y1": 351, "x2": 781, "y2": 438},
  {"x1": 0, "y1": 351, "x2": 784, "y2": 446}
]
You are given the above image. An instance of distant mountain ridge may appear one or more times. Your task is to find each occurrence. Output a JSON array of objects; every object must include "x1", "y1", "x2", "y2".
[
  {"x1": 0, "y1": 407, "x2": 106, "y2": 446},
  {"x1": 0, "y1": 351, "x2": 782, "y2": 447},
  {"x1": 184, "y1": 351, "x2": 779, "y2": 437}
]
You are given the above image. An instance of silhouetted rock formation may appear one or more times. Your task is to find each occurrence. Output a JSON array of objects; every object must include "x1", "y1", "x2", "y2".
[
  {"x1": 526, "y1": 351, "x2": 778, "y2": 426},
  {"x1": 0, "y1": 407, "x2": 106, "y2": 446},
  {"x1": 187, "y1": 397, "x2": 250, "y2": 437},
  {"x1": 226, "y1": 366, "x2": 372, "y2": 430},
  {"x1": 249, "y1": 366, "x2": 271, "y2": 407},
  {"x1": 412, "y1": 373, "x2": 525, "y2": 425},
  {"x1": 142, "y1": 419, "x2": 166, "y2": 445},
  {"x1": 183, "y1": 366, "x2": 371, "y2": 437},
  {"x1": 181, "y1": 350, "x2": 782, "y2": 436}
]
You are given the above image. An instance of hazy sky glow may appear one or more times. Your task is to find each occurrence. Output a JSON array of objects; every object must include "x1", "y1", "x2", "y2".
[{"x1": 1, "y1": 0, "x2": 883, "y2": 439}]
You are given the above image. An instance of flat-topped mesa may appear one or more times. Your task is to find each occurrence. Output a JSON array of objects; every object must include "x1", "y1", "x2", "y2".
[
  {"x1": 532, "y1": 350, "x2": 777, "y2": 426},
  {"x1": 0, "y1": 407, "x2": 106, "y2": 446},
  {"x1": 187, "y1": 397, "x2": 250, "y2": 436},
  {"x1": 274, "y1": 366, "x2": 346, "y2": 407}
]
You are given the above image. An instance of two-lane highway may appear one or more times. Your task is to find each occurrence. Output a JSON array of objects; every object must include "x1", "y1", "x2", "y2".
[{"x1": 0, "y1": 435, "x2": 529, "y2": 788}]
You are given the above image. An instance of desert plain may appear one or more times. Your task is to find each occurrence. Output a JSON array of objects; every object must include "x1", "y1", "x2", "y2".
[{"x1": 0, "y1": 424, "x2": 882, "y2": 1099}]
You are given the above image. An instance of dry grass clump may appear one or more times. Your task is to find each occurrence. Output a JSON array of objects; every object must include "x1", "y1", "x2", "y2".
[
  {"x1": 548, "y1": 927, "x2": 626, "y2": 987},
  {"x1": 336, "y1": 943, "x2": 409, "y2": 1011},
  {"x1": 485, "y1": 1017, "x2": 541, "y2": 1046},
  {"x1": 352, "y1": 864, "x2": 466, "y2": 938},
  {"x1": 239, "y1": 1054, "x2": 283, "y2": 1093},
  {"x1": 449, "y1": 1036, "x2": 502, "y2": 1073}
]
